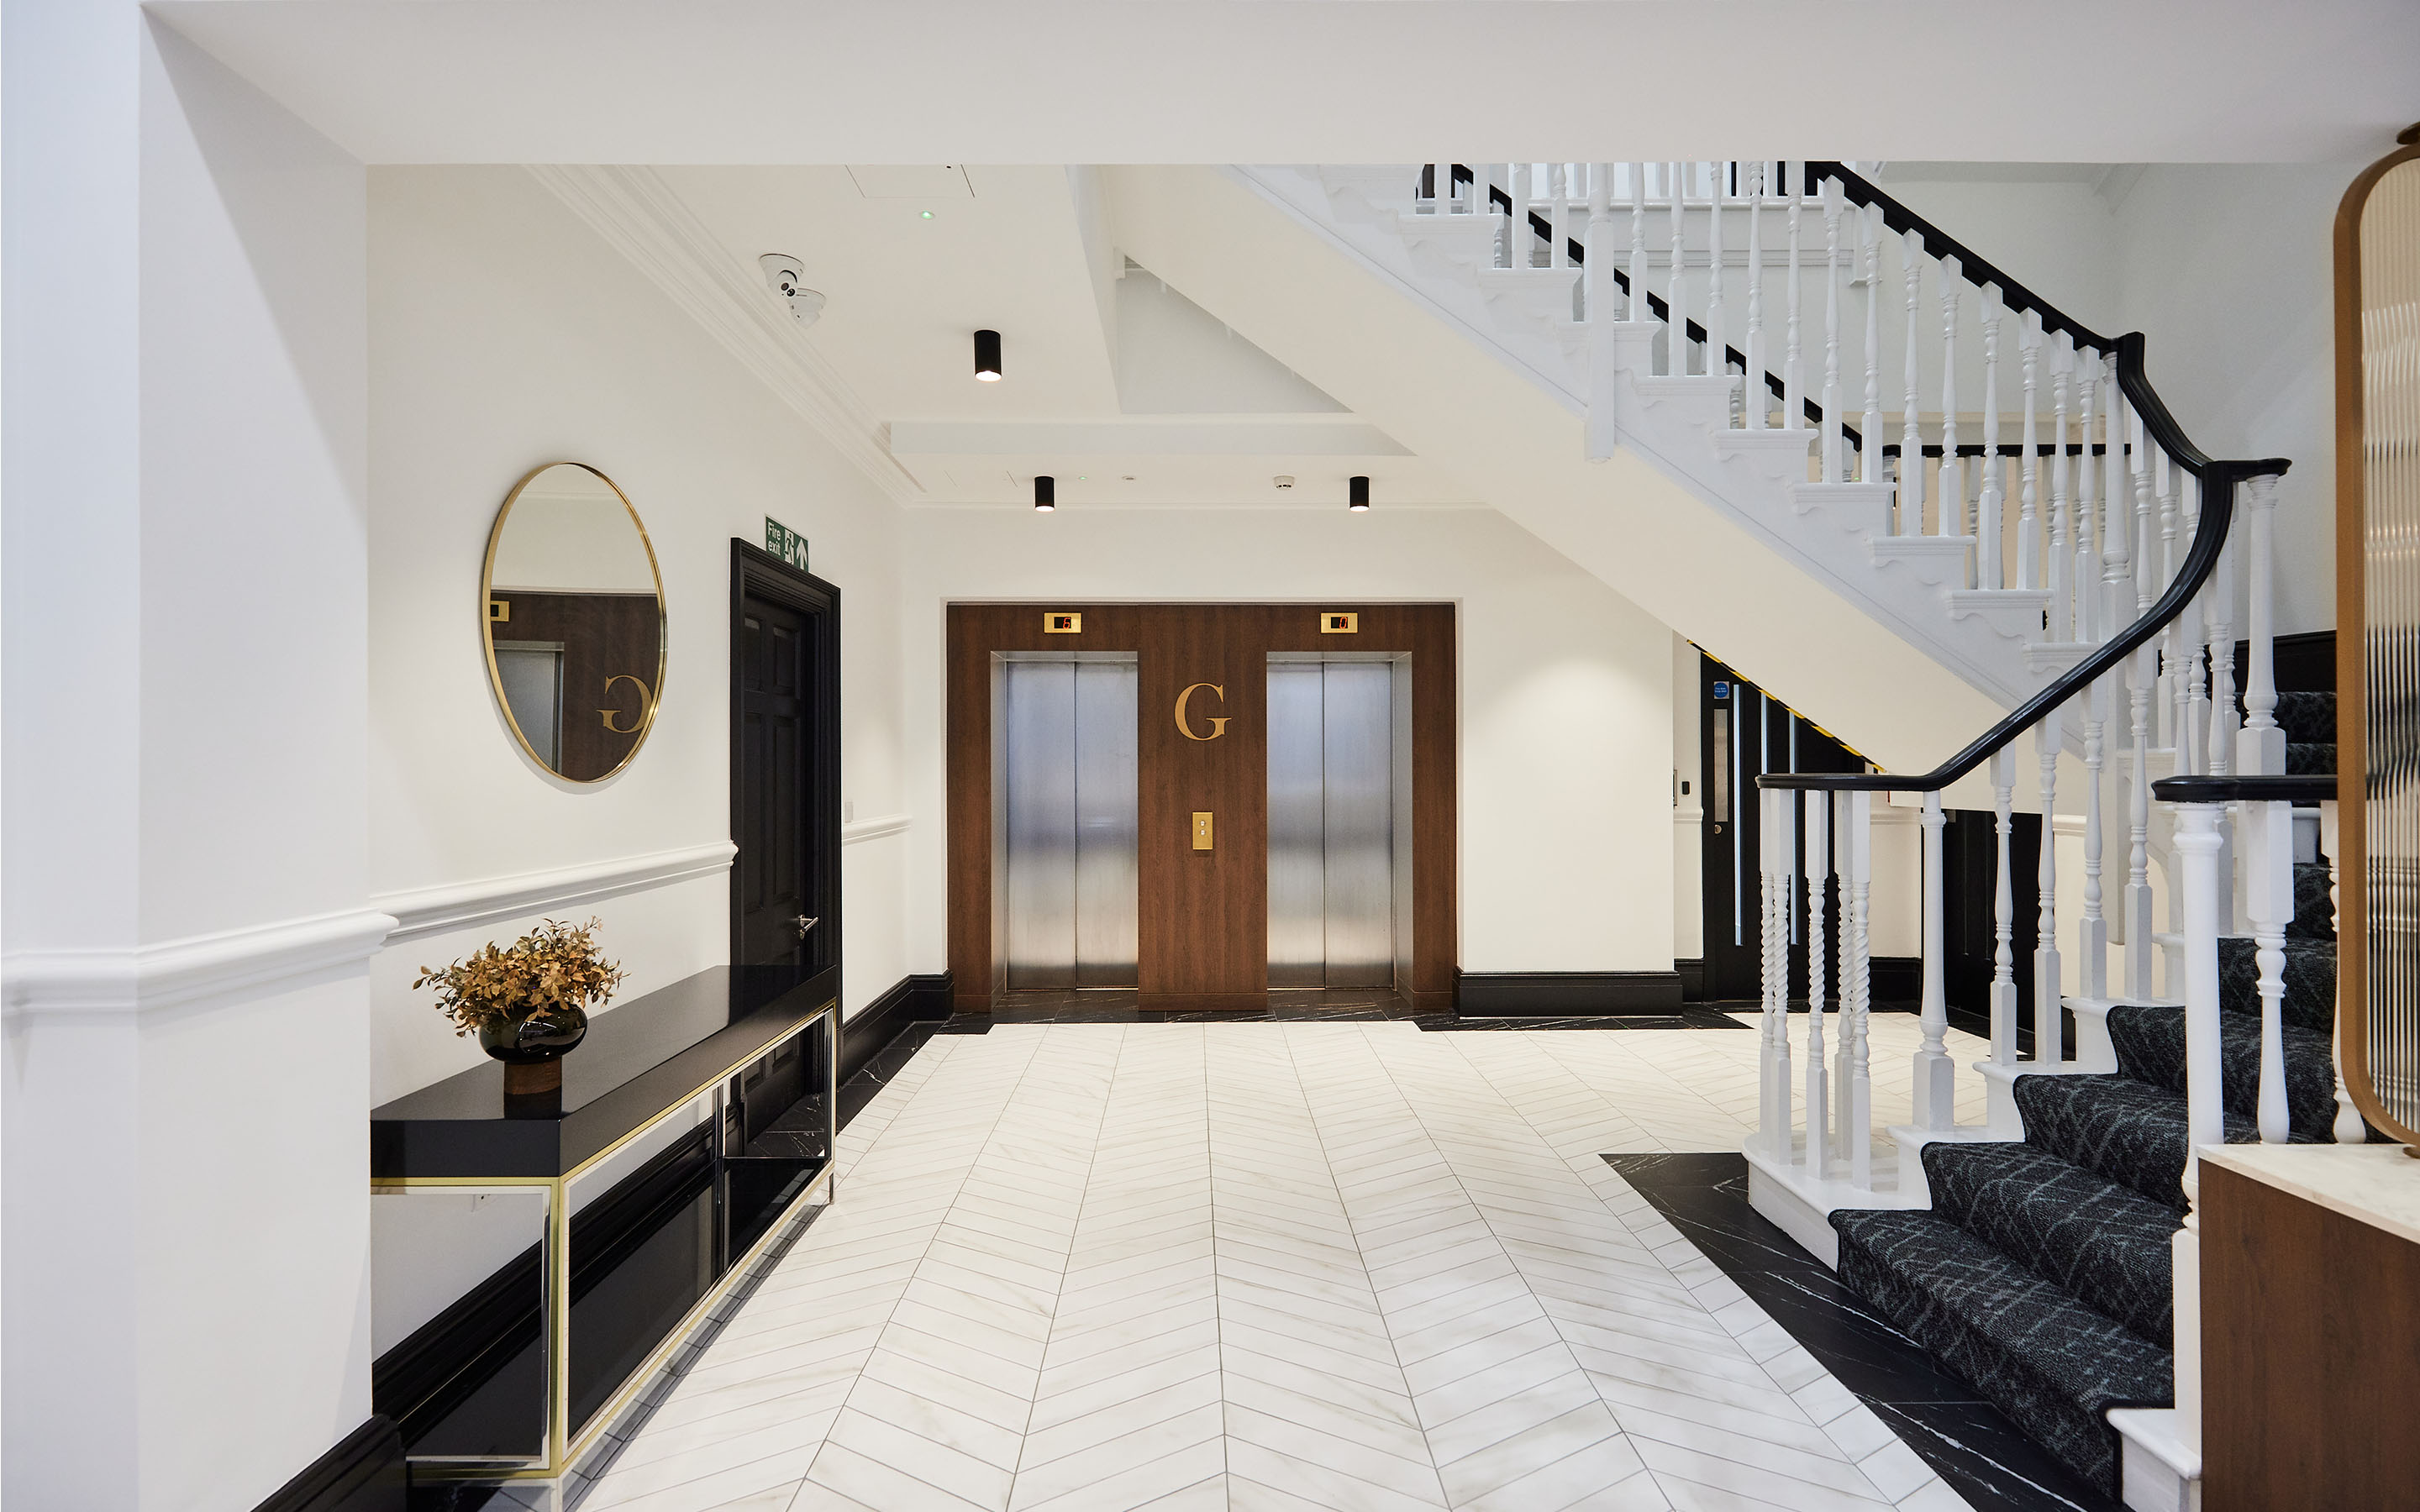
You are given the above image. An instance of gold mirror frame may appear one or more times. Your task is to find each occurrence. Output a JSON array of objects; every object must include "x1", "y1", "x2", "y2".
[
  {"x1": 2335, "y1": 126, "x2": 2420, "y2": 1147},
  {"x1": 481, "y1": 461, "x2": 667, "y2": 784}
]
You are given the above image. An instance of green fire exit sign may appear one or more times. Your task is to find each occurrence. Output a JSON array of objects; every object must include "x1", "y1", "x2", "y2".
[{"x1": 765, "y1": 518, "x2": 809, "y2": 573}]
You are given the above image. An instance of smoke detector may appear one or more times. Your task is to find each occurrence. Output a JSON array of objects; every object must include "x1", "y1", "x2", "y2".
[
  {"x1": 759, "y1": 255, "x2": 826, "y2": 327},
  {"x1": 1273, "y1": 475, "x2": 1295, "y2": 490}
]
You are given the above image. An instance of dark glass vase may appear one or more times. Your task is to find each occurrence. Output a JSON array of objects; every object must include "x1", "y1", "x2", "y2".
[{"x1": 477, "y1": 1003, "x2": 591, "y2": 1064}]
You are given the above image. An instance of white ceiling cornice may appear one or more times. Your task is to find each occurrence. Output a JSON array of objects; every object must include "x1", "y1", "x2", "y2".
[{"x1": 526, "y1": 164, "x2": 924, "y2": 502}]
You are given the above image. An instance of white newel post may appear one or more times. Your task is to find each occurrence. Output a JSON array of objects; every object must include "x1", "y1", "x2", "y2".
[
  {"x1": 1837, "y1": 790, "x2": 1875, "y2": 1186},
  {"x1": 2243, "y1": 794, "x2": 2294, "y2": 1143},
  {"x1": 2036, "y1": 706, "x2": 2065, "y2": 1063},
  {"x1": 1760, "y1": 786, "x2": 1798, "y2": 1158},
  {"x1": 2238, "y1": 473, "x2": 2286, "y2": 775},
  {"x1": 1916, "y1": 791, "x2": 1955, "y2": 1129},
  {"x1": 1805, "y1": 795, "x2": 1832, "y2": 1178},
  {"x1": 2173, "y1": 801, "x2": 2227, "y2": 1457}
]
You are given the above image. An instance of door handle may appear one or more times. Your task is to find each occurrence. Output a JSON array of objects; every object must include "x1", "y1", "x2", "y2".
[{"x1": 795, "y1": 915, "x2": 819, "y2": 938}]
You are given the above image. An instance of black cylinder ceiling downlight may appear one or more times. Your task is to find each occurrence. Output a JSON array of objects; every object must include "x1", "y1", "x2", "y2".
[
  {"x1": 975, "y1": 329, "x2": 1002, "y2": 381},
  {"x1": 1034, "y1": 475, "x2": 1055, "y2": 511},
  {"x1": 1349, "y1": 475, "x2": 1370, "y2": 512}
]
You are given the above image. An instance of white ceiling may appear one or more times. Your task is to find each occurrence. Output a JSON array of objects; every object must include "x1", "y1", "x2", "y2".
[
  {"x1": 655, "y1": 164, "x2": 1469, "y2": 505},
  {"x1": 158, "y1": 2, "x2": 2417, "y2": 166}
]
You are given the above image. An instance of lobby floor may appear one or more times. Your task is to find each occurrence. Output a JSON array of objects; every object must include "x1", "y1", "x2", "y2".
[{"x1": 575, "y1": 1016, "x2": 1989, "y2": 1512}]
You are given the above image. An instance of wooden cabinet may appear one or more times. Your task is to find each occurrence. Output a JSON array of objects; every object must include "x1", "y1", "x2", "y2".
[{"x1": 2201, "y1": 1147, "x2": 2420, "y2": 1509}]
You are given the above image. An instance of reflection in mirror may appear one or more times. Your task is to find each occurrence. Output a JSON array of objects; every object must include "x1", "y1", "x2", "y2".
[{"x1": 482, "y1": 463, "x2": 666, "y2": 782}]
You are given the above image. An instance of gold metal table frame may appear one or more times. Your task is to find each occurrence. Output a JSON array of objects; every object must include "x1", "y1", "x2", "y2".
[{"x1": 375, "y1": 998, "x2": 839, "y2": 1486}]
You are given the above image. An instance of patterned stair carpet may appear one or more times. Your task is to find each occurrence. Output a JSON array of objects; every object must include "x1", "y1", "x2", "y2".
[{"x1": 1831, "y1": 690, "x2": 2341, "y2": 1497}]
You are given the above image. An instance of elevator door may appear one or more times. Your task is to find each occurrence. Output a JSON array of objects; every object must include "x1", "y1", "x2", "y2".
[
  {"x1": 1002, "y1": 660, "x2": 1139, "y2": 989},
  {"x1": 1268, "y1": 662, "x2": 1396, "y2": 988}
]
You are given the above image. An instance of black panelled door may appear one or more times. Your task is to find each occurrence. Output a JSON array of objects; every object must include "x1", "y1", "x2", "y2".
[
  {"x1": 730, "y1": 541, "x2": 839, "y2": 974},
  {"x1": 737, "y1": 596, "x2": 813, "y2": 965},
  {"x1": 1697, "y1": 651, "x2": 1863, "y2": 1004}
]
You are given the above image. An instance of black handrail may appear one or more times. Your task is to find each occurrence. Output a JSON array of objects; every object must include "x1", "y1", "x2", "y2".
[
  {"x1": 1426, "y1": 163, "x2": 2289, "y2": 795},
  {"x1": 1760, "y1": 332, "x2": 2286, "y2": 795}
]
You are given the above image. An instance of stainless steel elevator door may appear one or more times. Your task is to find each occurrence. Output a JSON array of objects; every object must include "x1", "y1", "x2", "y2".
[
  {"x1": 1002, "y1": 661, "x2": 1139, "y2": 989},
  {"x1": 1267, "y1": 662, "x2": 1397, "y2": 989}
]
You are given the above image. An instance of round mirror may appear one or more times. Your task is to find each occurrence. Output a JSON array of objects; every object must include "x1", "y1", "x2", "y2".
[{"x1": 481, "y1": 462, "x2": 666, "y2": 782}]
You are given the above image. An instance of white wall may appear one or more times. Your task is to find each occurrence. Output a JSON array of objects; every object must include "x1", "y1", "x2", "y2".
[
  {"x1": 7, "y1": 18, "x2": 376, "y2": 1509},
  {"x1": 367, "y1": 165, "x2": 913, "y2": 1110},
  {"x1": 901, "y1": 506, "x2": 1676, "y2": 974}
]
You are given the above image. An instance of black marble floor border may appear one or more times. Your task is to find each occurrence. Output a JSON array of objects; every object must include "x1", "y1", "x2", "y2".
[{"x1": 1602, "y1": 1152, "x2": 2125, "y2": 1512}]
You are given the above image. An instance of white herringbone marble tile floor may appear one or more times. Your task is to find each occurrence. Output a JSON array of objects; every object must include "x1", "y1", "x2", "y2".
[{"x1": 576, "y1": 1017, "x2": 1986, "y2": 1512}]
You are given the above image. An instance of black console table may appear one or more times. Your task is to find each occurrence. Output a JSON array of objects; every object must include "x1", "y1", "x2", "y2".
[{"x1": 371, "y1": 964, "x2": 838, "y2": 1489}]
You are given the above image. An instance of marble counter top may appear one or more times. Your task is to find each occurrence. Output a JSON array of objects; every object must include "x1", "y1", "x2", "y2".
[{"x1": 2202, "y1": 1142, "x2": 2420, "y2": 1247}]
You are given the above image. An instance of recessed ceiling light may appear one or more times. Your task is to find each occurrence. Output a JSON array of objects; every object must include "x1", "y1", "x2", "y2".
[{"x1": 974, "y1": 329, "x2": 1002, "y2": 381}]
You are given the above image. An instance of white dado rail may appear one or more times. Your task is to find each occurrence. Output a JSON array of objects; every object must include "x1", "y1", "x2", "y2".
[
  {"x1": 2, "y1": 907, "x2": 401, "y2": 1018},
  {"x1": 376, "y1": 842, "x2": 736, "y2": 944}
]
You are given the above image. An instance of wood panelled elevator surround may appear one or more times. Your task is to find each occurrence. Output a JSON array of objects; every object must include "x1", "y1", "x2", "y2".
[{"x1": 947, "y1": 603, "x2": 1456, "y2": 1011}]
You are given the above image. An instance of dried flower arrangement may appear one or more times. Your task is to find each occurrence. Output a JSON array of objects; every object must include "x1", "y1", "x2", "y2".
[{"x1": 415, "y1": 916, "x2": 629, "y2": 1038}]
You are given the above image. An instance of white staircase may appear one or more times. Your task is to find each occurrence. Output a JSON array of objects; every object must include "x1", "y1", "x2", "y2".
[{"x1": 1252, "y1": 161, "x2": 2072, "y2": 714}]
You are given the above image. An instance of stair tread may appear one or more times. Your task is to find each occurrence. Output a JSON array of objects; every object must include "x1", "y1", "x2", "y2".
[
  {"x1": 1921, "y1": 1140, "x2": 2181, "y2": 1347},
  {"x1": 2106, "y1": 1001, "x2": 2340, "y2": 1139},
  {"x1": 2011, "y1": 1073, "x2": 2308, "y2": 1210},
  {"x1": 1831, "y1": 1207, "x2": 2170, "y2": 1495}
]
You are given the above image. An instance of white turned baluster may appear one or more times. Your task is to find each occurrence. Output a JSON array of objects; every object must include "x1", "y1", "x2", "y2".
[
  {"x1": 2049, "y1": 333, "x2": 2075, "y2": 638},
  {"x1": 2208, "y1": 531, "x2": 2238, "y2": 783},
  {"x1": 1900, "y1": 229, "x2": 1925, "y2": 532},
  {"x1": 1977, "y1": 284, "x2": 2004, "y2": 589},
  {"x1": 2238, "y1": 473, "x2": 2285, "y2": 774},
  {"x1": 1509, "y1": 162, "x2": 1531, "y2": 269},
  {"x1": 2101, "y1": 358, "x2": 2131, "y2": 640},
  {"x1": 2127, "y1": 644, "x2": 2158, "y2": 1000},
  {"x1": 1668, "y1": 163, "x2": 1689, "y2": 375},
  {"x1": 1916, "y1": 792, "x2": 1954, "y2": 1128},
  {"x1": 2036, "y1": 705, "x2": 2065, "y2": 1062},
  {"x1": 1784, "y1": 165, "x2": 1804, "y2": 428},
  {"x1": 2243, "y1": 795, "x2": 2293, "y2": 1142},
  {"x1": 2077, "y1": 349, "x2": 2102, "y2": 644},
  {"x1": 1938, "y1": 257, "x2": 1963, "y2": 552},
  {"x1": 1991, "y1": 749, "x2": 2019, "y2": 1064},
  {"x1": 1760, "y1": 786, "x2": 1797, "y2": 1157},
  {"x1": 1706, "y1": 164, "x2": 1728, "y2": 412},
  {"x1": 1805, "y1": 794, "x2": 1832, "y2": 1178},
  {"x1": 2018, "y1": 311, "x2": 2042, "y2": 591},
  {"x1": 1628, "y1": 164, "x2": 1649, "y2": 323},
  {"x1": 1836, "y1": 790, "x2": 1874, "y2": 1185},
  {"x1": 2081, "y1": 673, "x2": 2110, "y2": 1000},
  {"x1": 2180, "y1": 473, "x2": 2208, "y2": 774},
  {"x1": 1744, "y1": 164, "x2": 1766, "y2": 429},
  {"x1": 1860, "y1": 204, "x2": 1885, "y2": 489},
  {"x1": 1821, "y1": 176, "x2": 1844, "y2": 482},
  {"x1": 1549, "y1": 163, "x2": 1568, "y2": 270},
  {"x1": 2323, "y1": 801, "x2": 2369, "y2": 1142}
]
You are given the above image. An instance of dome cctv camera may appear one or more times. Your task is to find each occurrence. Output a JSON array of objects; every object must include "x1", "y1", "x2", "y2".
[{"x1": 758, "y1": 254, "x2": 825, "y2": 327}]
